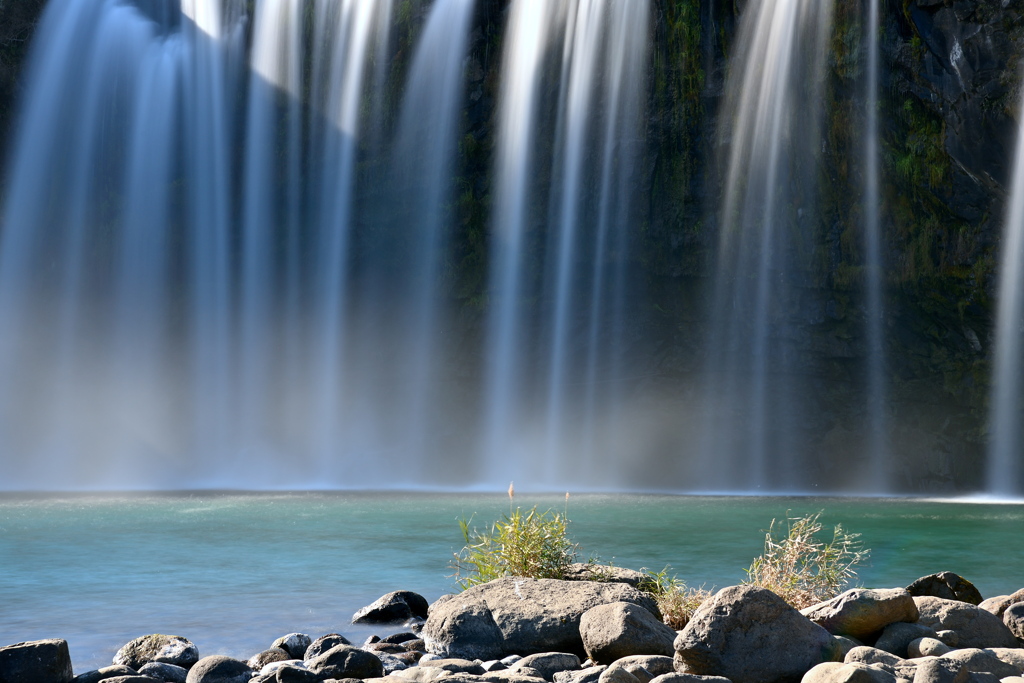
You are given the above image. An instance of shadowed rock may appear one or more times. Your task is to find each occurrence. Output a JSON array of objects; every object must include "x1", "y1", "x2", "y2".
[
  {"x1": 802, "y1": 589, "x2": 919, "y2": 641},
  {"x1": 581, "y1": 602, "x2": 677, "y2": 663},
  {"x1": 184, "y1": 656, "x2": 252, "y2": 683},
  {"x1": 914, "y1": 597, "x2": 1018, "y2": 648},
  {"x1": 906, "y1": 574, "x2": 983, "y2": 606},
  {"x1": 355, "y1": 592, "x2": 431, "y2": 624},
  {"x1": 0, "y1": 639, "x2": 74, "y2": 683}
]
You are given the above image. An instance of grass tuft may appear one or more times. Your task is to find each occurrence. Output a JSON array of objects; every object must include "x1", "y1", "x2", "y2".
[{"x1": 743, "y1": 511, "x2": 869, "y2": 609}]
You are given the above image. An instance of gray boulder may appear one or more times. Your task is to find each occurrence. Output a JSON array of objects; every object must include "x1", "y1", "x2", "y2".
[
  {"x1": 509, "y1": 654, "x2": 581, "y2": 681},
  {"x1": 609, "y1": 656, "x2": 675, "y2": 679},
  {"x1": 272, "y1": 635, "x2": 312, "y2": 660},
  {"x1": 650, "y1": 675, "x2": 732, "y2": 683},
  {"x1": 844, "y1": 648, "x2": 906, "y2": 670},
  {"x1": 874, "y1": 623, "x2": 940, "y2": 659},
  {"x1": 305, "y1": 635, "x2": 352, "y2": 661},
  {"x1": 249, "y1": 649, "x2": 291, "y2": 671},
  {"x1": 423, "y1": 578, "x2": 660, "y2": 660},
  {"x1": 907, "y1": 639, "x2": 951, "y2": 658},
  {"x1": 979, "y1": 590, "x2": 1024, "y2": 619},
  {"x1": 914, "y1": 597, "x2": 1019, "y2": 648},
  {"x1": 581, "y1": 602, "x2": 677, "y2": 663},
  {"x1": 555, "y1": 667, "x2": 608, "y2": 683},
  {"x1": 305, "y1": 645, "x2": 385, "y2": 680},
  {"x1": 911, "y1": 659, "x2": 968, "y2": 683},
  {"x1": 421, "y1": 658, "x2": 485, "y2": 674},
  {"x1": 673, "y1": 585, "x2": 841, "y2": 683},
  {"x1": 907, "y1": 575, "x2": 983, "y2": 607},
  {"x1": 115, "y1": 635, "x2": 200, "y2": 671},
  {"x1": 939, "y1": 650, "x2": 1021, "y2": 679},
  {"x1": 563, "y1": 565, "x2": 647, "y2": 588},
  {"x1": 100, "y1": 677, "x2": 161, "y2": 683},
  {"x1": 802, "y1": 589, "x2": 919, "y2": 640},
  {"x1": 184, "y1": 656, "x2": 253, "y2": 683},
  {"x1": 260, "y1": 663, "x2": 317, "y2": 683},
  {"x1": 73, "y1": 666, "x2": 140, "y2": 683},
  {"x1": 139, "y1": 662, "x2": 189, "y2": 683},
  {"x1": 354, "y1": 591, "x2": 430, "y2": 624},
  {"x1": 801, "y1": 663, "x2": 897, "y2": 683},
  {"x1": 0, "y1": 639, "x2": 74, "y2": 683},
  {"x1": 1004, "y1": 603, "x2": 1024, "y2": 641}
]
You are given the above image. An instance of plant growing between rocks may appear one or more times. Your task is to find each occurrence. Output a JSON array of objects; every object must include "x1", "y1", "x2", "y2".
[
  {"x1": 743, "y1": 511, "x2": 869, "y2": 609},
  {"x1": 638, "y1": 567, "x2": 714, "y2": 630}
]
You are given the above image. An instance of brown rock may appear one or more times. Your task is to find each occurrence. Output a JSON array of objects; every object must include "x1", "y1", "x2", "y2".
[
  {"x1": 906, "y1": 575, "x2": 983, "y2": 607},
  {"x1": 914, "y1": 597, "x2": 1019, "y2": 649},
  {"x1": 802, "y1": 590, "x2": 919, "y2": 640}
]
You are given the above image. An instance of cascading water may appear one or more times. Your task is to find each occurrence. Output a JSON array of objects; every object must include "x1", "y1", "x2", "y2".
[
  {"x1": 988, "y1": 92, "x2": 1024, "y2": 498},
  {"x1": 701, "y1": 0, "x2": 835, "y2": 492},
  {"x1": 482, "y1": 0, "x2": 649, "y2": 488}
]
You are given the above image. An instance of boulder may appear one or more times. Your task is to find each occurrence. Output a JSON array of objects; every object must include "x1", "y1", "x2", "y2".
[
  {"x1": 382, "y1": 634, "x2": 421, "y2": 645},
  {"x1": 138, "y1": 662, "x2": 189, "y2": 683},
  {"x1": 607, "y1": 656, "x2": 674, "y2": 679},
  {"x1": 844, "y1": 648, "x2": 906, "y2": 670},
  {"x1": 938, "y1": 650, "x2": 1021, "y2": 679},
  {"x1": 423, "y1": 658, "x2": 486, "y2": 674},
  {"x1": 484, "y1": 673, "x2": 550, "y2": 683},
  {"x1": 115, "y1": 635, "x2": 200, "y2": 671},
  {"x1": 908, "y1": 639, "x2": 951, "y2": 658},
  {"x1": 305, "y1": 635, "x2": 352, "y2": 661},
  {"x1": 875, "y1": 623, "x2": 941, "y2": 659},
  {"x1": 563, "y1": 565, "x2": 647, "y2": 588},
  {"x1": 0, "y1": 639, "x2": 74, "y2": 683},
  {"x1": 914, "y1": 597, "x2": 1019, "y2": 649},
  {"x1": 554, "y1": 667, "x2": 607, "y2": 683},
  {"x1": 272, "y1": 635, "x2": 312, "y2": 660},
  {"x1": 911, "y1": 659, "x2": 968, "y2": 683},
  {"x1": 650, "y1": 675, "x2": 732, "y2": 683},
  {"x1": 264, "y1": 663, "x2": 318, "y2": 683},
  {"x1": 73, "y1": 666, "x2": 140, "y2": 683},
  {"x1": 249, "y1": 649, "x2": 292, "y2": 671},
  {"x1": 100, "y1": 677, "x2": 161, "y2": 683},
  {"x1": 354, "y1": 592, "x2": 430, "y2": 624},
  {"x1": 509, "y1": 654, "x2": 581, "y2": 681},
  {"x1": 802, "y1": 590, "x2": 919, "y2": 640},
  {"x1": 184, "y1": 656, "x2": 253, "y2": 683},
  {"x1": 907, "y1": 575, "x2": 983, "y2": 607},
  {"x1": 393, "y1": 666, "x2": 450, "y2": 682},
  {"x1": 581, "y1": 602, "x2": 677, "y2": 663},
  {"x1": 979, "y1": 591, "x2": 1024, "y2": 619},
  {"x1": 673, "y1": 585, "x2": 841, "y2": 683},
  {"x1": 801, "y1": 662, "x2": 897, "y2": 683},
  {"x1": 1004, "y1": 604, "x2": 1024, "y2": 641},
  {"x1": 306, "y1": 645, "x2": 386, "y2": 680},
  {"x1": 423, "y1": 578, "x2": 660, "y2": 660}
]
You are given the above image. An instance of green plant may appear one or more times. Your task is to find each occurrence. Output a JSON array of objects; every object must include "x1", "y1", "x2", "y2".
[
  {"x1": 452, "y1": 505, "x2": 578, "y2": 590},
  {"x1": 744, "y1": 511, "x2": 869, "y2": 609},
  {"x1": 638, "y1": 567, "x2": 713, "y2": 630}
]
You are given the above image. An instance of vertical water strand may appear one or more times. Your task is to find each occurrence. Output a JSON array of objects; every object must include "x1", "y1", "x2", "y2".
[
  {"x1": 484, "y1": 0, "x2": 561, "y2": 485},
  {"x1": 181, "y1": 0, "x2": 236, "y2": 483},
  {"x1": 580, "y1": 0, "x2": 649, "y2": 481},
  {"x1": 705, "y1": 0, "x2": 835, "y2": 491},
  {"x1": 542, "y1": 0, "x2": 605, "y2": 482},
  {"x1": 988, "y1": 93, "x2": 1024, "y2": 497},
  {"x1": 863, "y1": 0, "x2": 889, "y2": 488},
  {"x1": 389, "y1": 0, "x2": 475, "y2": 481},
  {"x1": 309, "y1": 0, "x2": 391, "y2": 480},
  {"x1": 241, "y1": 0, "x2": 304, "y2": 470}
]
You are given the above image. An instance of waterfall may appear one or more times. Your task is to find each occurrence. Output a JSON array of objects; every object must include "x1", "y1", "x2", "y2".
[
  {"x1": 482, "y1": 0, "x2": 649, "y2": 488},
  {"x1": 988, "y1": 93, "x2": 1024, "y2": 498},
  {"x1": 702, "y1": 0, "x2": 835, "y2": 492}
]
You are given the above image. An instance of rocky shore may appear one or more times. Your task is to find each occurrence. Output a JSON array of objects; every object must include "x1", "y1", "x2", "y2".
[{"x1": 3, "y1": 571, "x2": 1023, "y2": 683}]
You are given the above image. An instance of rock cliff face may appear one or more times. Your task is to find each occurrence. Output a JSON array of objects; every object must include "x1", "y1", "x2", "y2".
[{"x1": 0, "y1": 0, "x2": 1021, "y2": 491}]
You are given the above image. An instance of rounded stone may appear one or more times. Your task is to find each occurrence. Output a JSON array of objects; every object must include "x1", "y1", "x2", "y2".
[
  {"x1": 115, "y1": 635, "x2": 200, "y2": 671},
  {"x1": 184, "y1": 655, "x2": 252, "y2": 683}
]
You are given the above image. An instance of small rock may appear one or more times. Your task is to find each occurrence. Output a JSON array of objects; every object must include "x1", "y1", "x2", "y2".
[
  {"x1": 393, "y1": 666, "x2": 449, "y2": 682},
  {"x1": 802, "y1": 589, "x2": 919, "y2": 641},
  {"x1": 306, "y1": 645, "x2": 386, "y2": 680},
  {"x1": 801, "y1": 662, "x2": 897, "y2": 683},
  {"x1": 116, "y1": 635, "x2": 200, "y2": 671},
  {"x1": 554, "y1": 667, "x2": 607, "y2": 683},
  {"x1": 383, "y1": 634, "x2": 420, "y2": 645},
  {"x1": 272, "y1": 635, "x2": 312, "y2": 660},
  {"x1": 875, "y1": 624, "x2": 941, "y2": 659},
  {"x1": 935, "y1": 634, "x2": 959, "y2": 649},
  {"x1": 510, "y1": 654, "x2": 581, "y2": 681},
  {"x1": 424, "y1": 658, "x2": 486, "y2": 674},
  {"x1": 483, "y1": 674, "x2": 549, "y2": 683},
  {"x1": 833, "y1": 638, "x2": 860, "y2": 662},
  {"x1": 184, "y1": 655, "x2": 253, "y2": 683},
  {"x1": 0, "y1": 639, "x2": 74, "y2": 683},
  {"x1": 598, "y1": 667, "x2": 641, "y2": 683},
  {"x1": 979, "y1": 591, "x2": 1024, "y2": 619},
  {"x1": 101, "y1": 677, "x2": 162, "y2": 683},
  {"x1": 138, "y1": 662, "x2": 189, "y2": 683},
  {"x1": 270, "y1": 664, "x2": 318, "y2": 683},
  {"x1": 649, "y1": 675, "x2": 731, "y2": 683},
  {"x1": 377, "y1": 653, "x2": 411, "y2": 674},
  {"x1": 354, "y1": 592, "x2": 431, "y2": 624},
  {"x1": 674, "y1": 585, "x2": 841, "y2": 683},
  {"x1": 987, "y1": 649, "x2": 1024, "y2": 672},
  {"x1": 73, "y1": 666, "x2": 139, "y2": 683},
  {"x1": 404, "y1": 641, "x2": 427, "y2": 653},
  {"x1": 908, "y1": 640, "x2": 951, "y2": 658},
  {"x1": 503, "y1": 657, "x2": 524, "y2": 666},
  {"x1": 306, "y1": 636, "x2": 353, "y2": 662},
  {"x1": 562, "y1": 565, "x2": 648, "y2": 588},
  {"x1": 1003, "y1": 604, "x2": 1024, "y2": 641},
  {"x1": 366, "y1": 644, "x2": 409, "y2": 655},
  {"x1": 390, "y1": 652, "x2": 423, "y2": 667},
  {"x1": 845, "y1": 648, "x2": 907, "y2": 670},
  {"x1": 250, "y1": 649, "x2": 292, "y2": 671},
  {"x1": 907, "y1": 575, "x2": 984, "y2": 607},
  {"x1": 484, "y1": 661, "x2": 509, "y2": 672},
  {"x1": 914, "y1": 598, "x2": 1019, "y2": 649},
  {"x1": 911, "y1": 659, "x2": 968, "y2": 683}
]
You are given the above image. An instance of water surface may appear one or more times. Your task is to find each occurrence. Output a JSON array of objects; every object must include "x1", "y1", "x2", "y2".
[{"x1": 1, "y1": 493, "x2": 1021, "y2": 673}]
